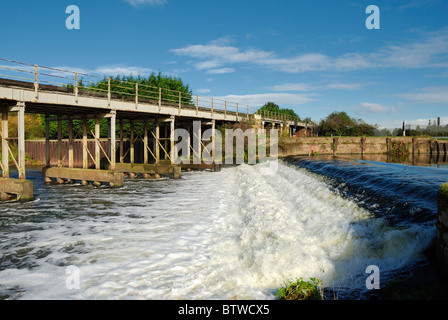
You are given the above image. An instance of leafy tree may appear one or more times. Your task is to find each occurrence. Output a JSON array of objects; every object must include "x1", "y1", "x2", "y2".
[
  {"x1": 41, "y1": 72, "x2": 193, "y2": 139},
  {"x1": 257, "y1": 102, "x2": 300, "y2": 120},
  {"x1": 318, "y1": 111, "x2": 376, "y2": 136},
  {"x1": 87, "y1": 73, "x2": 193, "y2": 105}
]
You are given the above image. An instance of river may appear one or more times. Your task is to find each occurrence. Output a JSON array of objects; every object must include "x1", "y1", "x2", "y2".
[{"x1": 0, "y1": 156, "x2": 447, "y2": 300}]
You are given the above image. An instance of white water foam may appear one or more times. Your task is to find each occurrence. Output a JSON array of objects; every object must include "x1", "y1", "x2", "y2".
[{"x1": 0, "y1": 161, "x2": 434, "y2": 299}]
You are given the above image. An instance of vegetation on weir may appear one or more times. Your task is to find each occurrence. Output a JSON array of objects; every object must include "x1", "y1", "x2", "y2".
[{"x1": 275, "y1": 278, "x2": 323, "y2": 300}]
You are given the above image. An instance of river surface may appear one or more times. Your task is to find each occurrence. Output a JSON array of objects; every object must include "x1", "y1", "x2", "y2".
[{"x1": 0, "y1": 157, "x2": 447, "y2": 300}]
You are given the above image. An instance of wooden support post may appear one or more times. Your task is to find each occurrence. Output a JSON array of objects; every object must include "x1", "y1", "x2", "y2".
[
  {"x1": 57, "y1": 116, "x2": 62, "y2": 168},
  {"x1": 135, "y1": 83, "x2": 139, "y2": 109},
  {"x1": 34, "y1": 65, "x2": 38, "y2": 99},
  {"x1": 82, "y1": 118, "x2": 88, "y2": 170},
  {"x1": 412, "y1": 137, "x2": 417, "y2": 157},
  {"x1": 193, "y1": 120, "x2": 201, "y2": 164},
  {"x1": 2, "y1": 109, "x2": 9, "y2": 178},
  {"x1": 361, "y1": 137, "x2": 366, "y2": 157},
  {"x1": 130, "y1": 121, "x2": 135, "y2": 164},
  {"x1": 74, "y1": 73, "x2": 78, "y2": 102},
  {"x1": 68, "y1": 119, "x2": 74, "y2": 169},
  {"x1": 158, "y1": 88, "x2": 162, "y2": 111},
  {"x1": 164, "y1": 124, "x2": 168, "y2": 160},
  {"x1": 333, "y1": 137, "x2": 338, "y2": 156},
  {"x1": 187, "y1": 124, "x2": 191, "y2": 163},
  {"x1": 95, "y1": 117, "x2": 100, "y2": 169},
  {"x1": 17, "y1": 102, "x2": 26, "y2": 180},
  {"x1": 110, "y1": 111, "x2": 116, "y2": 171},
  {"x1": 211, "y1": 119, "x2": 216, "y2": 160},
  {"x1": 120, "y1": 119, "x2": 124, "y2": 163},
  {"x1": 144, "y1": 121, "x2": 148, "y2": 165},
  {"x1": 196, "y1": 96, "x2": 199, "y2": 115},
  {"x1": 170, "y1": 116, "x2": 175, "y2": 165},
  {"x1": 45, "y1": 115, "x2": 50, "y2": 167},
  {"x1": 107, "y1": 78, "x2": 111, "y2": 106},
  {"x1": 155, "y1": 119, "x2": 160, "y2": 164}
]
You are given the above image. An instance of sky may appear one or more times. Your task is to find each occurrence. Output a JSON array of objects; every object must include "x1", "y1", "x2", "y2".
[{"x1": 1, "y1": 0, "x2": 448, "y2": 129}]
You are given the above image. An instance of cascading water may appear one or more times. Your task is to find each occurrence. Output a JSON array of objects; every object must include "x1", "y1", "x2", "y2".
[{"x1": 0, "y1": 157, "x2": 445, "y2": 300}]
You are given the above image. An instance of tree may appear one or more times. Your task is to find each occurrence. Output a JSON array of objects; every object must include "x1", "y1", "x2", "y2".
[
  {"x1": 318, "y1": 111, "x2": 376, "y2": 136},
  {"x1": 257, "y1": 102, "x2": 300, "y2": 120},
  {"x1": 41, "y1": 72, "x2": 193, "y2": 139}
]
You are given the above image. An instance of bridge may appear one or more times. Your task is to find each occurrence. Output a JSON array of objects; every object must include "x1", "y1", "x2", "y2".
[{"x1": 0, "y1": 58, "x2": 310, "y2": 201}]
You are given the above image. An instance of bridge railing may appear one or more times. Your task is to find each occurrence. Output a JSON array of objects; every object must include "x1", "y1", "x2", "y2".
[
  {"x1": 255, "y1": 109, "x2": 301, "y2": 123},
  {"x1": 0, "y1": 58, "x2": 257, "y2": 120}
]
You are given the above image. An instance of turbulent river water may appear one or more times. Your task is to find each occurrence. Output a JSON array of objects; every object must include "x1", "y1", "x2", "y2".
[{"x1": 0, "y1": 157, "x2": 447, "y2": 300}]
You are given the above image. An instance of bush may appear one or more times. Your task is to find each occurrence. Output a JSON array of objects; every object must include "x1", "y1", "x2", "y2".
[{"x1": 276, "y1": 278, "x2": 323, "y2": 300}]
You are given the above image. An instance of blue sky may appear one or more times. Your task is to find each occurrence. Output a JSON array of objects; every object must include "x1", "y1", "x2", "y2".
[{"x1": 1, "y1": 0, "x2": 448, "y2": 129}]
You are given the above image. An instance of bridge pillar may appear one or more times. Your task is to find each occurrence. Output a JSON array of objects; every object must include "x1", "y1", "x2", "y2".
[
  {"x1": 82, "y1": 117, "x2": 88, "y2": 170},
  {"x1": 57, "y1": 116, "x2": 62, "y2": 168},
  {"x1": 186, "y1": 123, "x2": 191, "y2": 162},
  {"x1": 143, "y1": 120, "x2": 148, "y2": 165},
  {"x1": 130, "y1": 120, "x2": 135, "y2": 165},
  {"x1": 17, "y1": 102, "x2": 26, "y2": 180},
  {"x1": 155, "y1": 118, "x2": 160, "y2": 164},
  {"x1": 95, "y1": 116, "x2": 101, "y2": 169},
  {"x1": 110, "y1": 111, "x2": 116, "y2": 170},
  {"x1": 0, "y1": 102, "x2": 34, "y2": 201},
  {"x1": 193, "y1": 120, "x2": 201, "y2": 164},
  {"x1": 68, "y1": 119, "x2": 74, "y2": 169},
  {"x1": 119, "y1": 119, "x2": 124, "y2": 164},
  {"x1": 170, "y1": 115, "x2": 175, "y2": 165},
  {"x1": 1, "y1": 107, "x2": 9, "y2": 178}
]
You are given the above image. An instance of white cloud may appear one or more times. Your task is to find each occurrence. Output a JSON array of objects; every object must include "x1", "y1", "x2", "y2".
[
  {"x1": 214, "y1": 93, "x2": 315, "y2": 106},
  {"x1": 124, "y1": 0, "x2": 166, "y2": 6},
  {"x1": 94, "y1": 65, "x2": 153, "y2": 76},
  {"x1": 324, "y1": 83, "x2": 365, "y2": 90},
  {"x1": 272, "y1": 82, "x2": 365, "y2": 92},
  {"x1": 206, "y1": 68, "x2": 235, "y2": 74},
  {"x1": 197, "y1": 89, "x2": 211, "y2": 94},
  {"x1": 172, "y1": 28, "x2": 448, "y2": 74},
  {"x1": 400, "y1": 86, "x2": 448, "y2": 104},
  {"x1": 195, "y1": 60, "x2": 222, "y2": 70},
  {"x1": 272, "y1": 83, "x2": 312, "y2": 92},
  {"x1": 360, "y1": 102, "x2": 388, "y2": 113}
]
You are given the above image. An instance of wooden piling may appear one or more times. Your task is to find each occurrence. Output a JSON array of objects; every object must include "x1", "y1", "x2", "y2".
[
  {"x1": 2, "y1": 108, "x2": 9, "y2": 178},
  {"x1": 155, "y1": 119, "x2": 160, "y2": 164},
  {"x1": 95, "y1": 116, "x2": 100, "y2": 169},
  {"x1": 130, "y1": 121, "x2": 135, "y2": 164},
  {"x1": 110, "y1": 111, "x2": 116, "y2": 170},
  {"x1": 17, "y1": 102, "x2": 25, "y2": 180}
]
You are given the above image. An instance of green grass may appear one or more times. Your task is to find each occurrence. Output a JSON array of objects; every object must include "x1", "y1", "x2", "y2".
[{"x1": 276, "y1": 278, "x2": 323, "y2": 300}]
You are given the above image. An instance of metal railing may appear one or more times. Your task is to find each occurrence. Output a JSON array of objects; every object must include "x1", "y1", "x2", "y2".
[
  {"x1": 255, "y1": 109, "x2": 301, "y2": 123},
  {"x1": 0, "y1": 58, "x2": 308, "y2": 124},
  {"x1": 0, "y1": 58, "x2": 258, "y2": 120}
]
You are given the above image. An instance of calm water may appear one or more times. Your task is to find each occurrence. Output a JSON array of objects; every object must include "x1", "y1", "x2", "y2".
[{"x1": 0, "y1": 157, "x2": 447, "y2": 300}]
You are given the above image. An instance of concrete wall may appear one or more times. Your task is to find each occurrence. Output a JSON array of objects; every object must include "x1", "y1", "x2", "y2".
[
  {"x1": 437, "y1": 184, "x2": 448, "y2": 271},
  {"x1": 278, "y1": 136, "x2": 436, "y2": 157}
]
